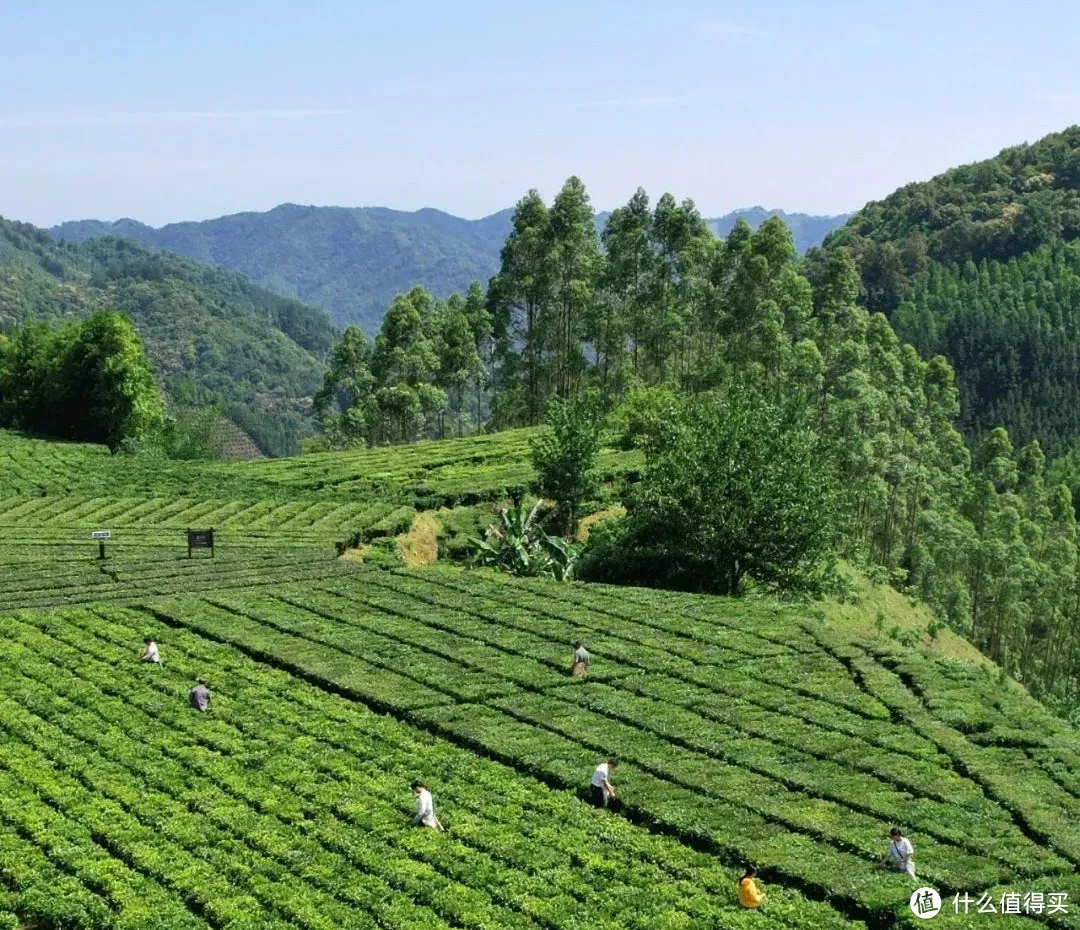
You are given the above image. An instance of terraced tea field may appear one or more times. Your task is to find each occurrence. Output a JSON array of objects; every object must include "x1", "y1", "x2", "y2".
[
  {"x1": 137, "y1": 570, "x2": 1078, "y2": 925},
  {"x1": 0, "y1": 428, "x2": 1077, "y2": 929},
  {"x1": 0, "y1": 548, "x2": 360, "y2": 612},
  {"x1": 0, "y1": 495, "x2": 414, "y2": 556},
  {"x1": 0, "y1": 429, "x2": 640, "y2": 506},
  {"x1": 0, "y1": 426, "x2": 635, "y2": 561}
]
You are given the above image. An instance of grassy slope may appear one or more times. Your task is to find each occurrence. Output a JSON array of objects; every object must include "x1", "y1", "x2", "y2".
[{"x1": 820, "y1": 566, "x2": 991, "y2": 667}]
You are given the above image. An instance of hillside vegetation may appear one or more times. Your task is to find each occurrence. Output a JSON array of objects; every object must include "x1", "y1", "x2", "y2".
[
  {"x1": 892, "y1": 240, "x2": 1080, "y2": 455},
  {"x1": 823, "y1": 125, "x2": 1080, "y2": 454},
  {"x1": 0, "y1": 427, "x2": 1076, "y2": 929},
  {"x1": 51, "y1": 204, "x2": 847, "y2": 330},
  {"x1": 290, "y1": 172, "x2": 1080, "y2": 715},
  {"x1": 827, "y1": 125, "x2": 1080, "y2": 303},
  {"x1": 0, "y1": 217, "x2": 335, "y2": 454}
]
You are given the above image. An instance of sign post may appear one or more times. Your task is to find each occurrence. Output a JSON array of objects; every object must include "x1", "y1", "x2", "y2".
[
  {"x1": 187, "y1": 528, "x2": 215, "y2": 559},
  {"x1": 91, "y1": 530, "x2": 111, "y2": 560}
]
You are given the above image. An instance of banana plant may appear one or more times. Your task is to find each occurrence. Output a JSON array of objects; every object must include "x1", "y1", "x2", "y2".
[{"x1": 470, "y1": 498, "x2": 578, "y2": 580}]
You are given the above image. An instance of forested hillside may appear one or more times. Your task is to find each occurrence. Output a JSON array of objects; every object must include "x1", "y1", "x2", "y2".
[
  {"x1": 823, "y1": 125, "x2": 1080, "y2": 454},
  {"x1": 826, "y1": 125, "x2": 1080, "y2": 307},
  {"x1": 52, "y1": 204, "x2": 847, "y2": 330},
  {"x1": 892, "y1": 241, "x2": 1080, "y2": 454},
  {"x1": 308, "y1": 176, "x2": 1080, "y2": 716},
  {"x1": 53, "y1": 205, "x2": 506, "y2": 334},
  {"x1": 0, "y1": 217, "x2": 335, "y2": 455}
]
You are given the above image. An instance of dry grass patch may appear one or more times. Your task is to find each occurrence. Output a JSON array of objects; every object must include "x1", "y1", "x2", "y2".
[
  {"x1": 576, "y1": 504, "x2": 626, "y2": 542},
  {"x1": 396, "y1": 510, "x2": 442, "y2": 567},
  {"x1": 338, "y1": 544, "x2": 372, "y2": 564}
]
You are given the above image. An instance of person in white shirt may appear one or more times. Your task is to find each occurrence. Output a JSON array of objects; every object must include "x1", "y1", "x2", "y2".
[
  {"x1": 589, "y1": 758, "x2": 619, "y2": 809},
  {"x1": 571, "y1": 642, "x2": 590, "y2": 678},
  {"x1": 880, "y1": 827, "x2": 916, "y2": 878},
  {"x1": 411, "y1": 781, "x2": 443, "y2": 831},
  {"x1": 139, "y1": 637, "x2": 160, "y2": 664}
]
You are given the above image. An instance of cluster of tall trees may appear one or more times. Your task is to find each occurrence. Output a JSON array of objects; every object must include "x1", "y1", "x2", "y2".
[
  {"x1": 908, "y1": 428, "x2": 1080, "y2": 706},
  {"x1": 317, "y1": 176, "x2": 1080, "y2": 715},
  {"x1": 313, "y1": 285, "x2": 489, "y2": 447},
  {"x1": 487, "y1": 181, "x2": 759, "y2": 422},
  {"x1": 891, "y1": 240, "x2": 1080, "y2": 457},
  {"x1": 0, "y1": 311, "x2": 162, "y2": 449}
]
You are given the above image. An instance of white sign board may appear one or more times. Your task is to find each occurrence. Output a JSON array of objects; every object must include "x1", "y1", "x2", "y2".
[{"x1": 91, "y1": 531, "x2": 112, "y2": 540}]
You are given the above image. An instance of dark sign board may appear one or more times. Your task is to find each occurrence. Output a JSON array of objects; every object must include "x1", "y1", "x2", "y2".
[
  {"x1": 187, "y1": 528, "x2": 215, "y2": 558},
  {"x1": 92, "y1": 529, "x2": 111, "y2": 559}
]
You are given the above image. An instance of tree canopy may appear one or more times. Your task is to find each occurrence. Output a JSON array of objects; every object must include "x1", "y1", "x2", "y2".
[
  {"x1": 313, "y1": 286, "x2": 486, "y2": 448},
  {"x1": 580, "y1": 389, "x2": 845, "y2": 596},
  {"x1": 530, "y1": 393, "x2": 602, "y2": 536},
  {"x1": 0, "y1": 311, "x2": 163, "y2": 448}
]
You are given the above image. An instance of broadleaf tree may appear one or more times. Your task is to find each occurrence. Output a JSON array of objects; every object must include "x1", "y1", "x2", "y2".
[{"x1": 581, "y1": 388, "x2": 847, "y2": 596}]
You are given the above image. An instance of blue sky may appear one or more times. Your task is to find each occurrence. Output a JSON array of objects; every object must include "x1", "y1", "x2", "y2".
[{"x1": 2, "y1": 0, "x2": 1078, "y2": 226}]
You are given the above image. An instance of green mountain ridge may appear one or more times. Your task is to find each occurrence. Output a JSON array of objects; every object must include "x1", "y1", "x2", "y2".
[
  {"x1": 51, "y1": 203, "x2": 849, "y2": 330},
  {"x1": 823, "y1": 124, "x2": 1080, "y2": 456},
  {"x1": 0, "y1": 216, "x2": 336, "y2": 455}
]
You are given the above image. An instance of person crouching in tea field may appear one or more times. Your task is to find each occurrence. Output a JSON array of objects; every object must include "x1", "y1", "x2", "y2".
[
  {"x1": 411, "y1": 781, "x2": 444, "y2": 831},
  {"x1": 738, "y1": 866, "x2": 767, "y2": 910},
  {"x1": 570, "y1": 641, "x2": 590, "y2": 678},
  {"x1": 189, "y1": 678, "x2": 211, "y2": 713},
  {"x1": 589, "y1": 758, "x2": 619, "y2": 809},
  {"x1": 879, "y1": 827, "x2": 916, "y2": 878},
  {"x1": 138, "y1": 636, "x2": 160, "y2": 664}
]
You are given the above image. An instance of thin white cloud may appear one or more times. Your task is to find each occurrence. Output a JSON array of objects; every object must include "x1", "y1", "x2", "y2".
[
  {"x1": 698, "y1": 22, "x2": 769, "y2": 39},
  {"x1": 0, "y1": 108, "x2": 352, "y2": 128},
  {"x1": 572, "y1": 95, "x2": 699, "y2": 110},
  {"x1": 1043, "y1": 92, "x2": 1080, "y2": 104}
]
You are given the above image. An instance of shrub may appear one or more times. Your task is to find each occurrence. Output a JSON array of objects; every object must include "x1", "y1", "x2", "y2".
[{"x1": 580, "y1": 388, "x2": 846, "y2": 596}]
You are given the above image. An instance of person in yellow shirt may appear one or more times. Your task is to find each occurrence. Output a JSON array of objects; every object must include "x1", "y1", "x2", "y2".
[{"x1": 738, "y1": 866, "x2": 767, "y2": 910}]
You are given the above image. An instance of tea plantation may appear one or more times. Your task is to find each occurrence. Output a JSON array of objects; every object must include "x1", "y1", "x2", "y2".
[{"x1": 0, "y1": 430, "x2": 1077, "y2": 930}]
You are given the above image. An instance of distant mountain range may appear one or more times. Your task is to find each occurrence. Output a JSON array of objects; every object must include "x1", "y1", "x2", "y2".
[
  {"x1": 0, "y1": 216, "x2": 334, "y2": 455},
  {"x1": 705, "y1": 207, "x2": 850, "y2": 252},
  {"x1": 51, "y1": 204, "x2": 850, "y2": 331}
]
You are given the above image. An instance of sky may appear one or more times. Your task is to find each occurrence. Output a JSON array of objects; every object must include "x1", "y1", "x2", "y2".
[{"x1": 2, "y1": 0, "x2": 1078, "y2": 227}]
